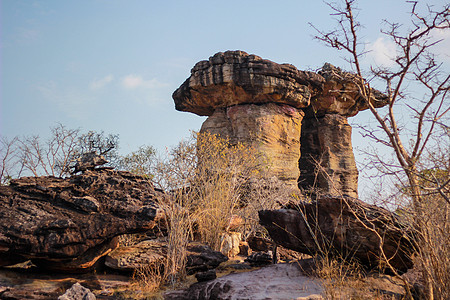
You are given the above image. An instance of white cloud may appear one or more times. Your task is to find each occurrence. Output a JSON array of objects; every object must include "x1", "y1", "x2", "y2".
[
  {"x1": 89, "y1": 74, "x2": 114, "y2": 90},
  {"x1": 365, "y1": 37, "x2": 398, "y2": 67},
  {"x1": 121, "y1": 74, "x2": 168, "y2": 89},
  {"x1": 430, "y1": 28, "x2": 450, "y2": 63}
]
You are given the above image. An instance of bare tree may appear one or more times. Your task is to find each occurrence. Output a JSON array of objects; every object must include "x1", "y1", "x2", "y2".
[
  {"x1": 0, "y1": 136, "x2": 21, "y2": 184},
  {"x1": 75, "y1": 130, "x2": 120, "y2": 167},
  {"x1": 18, "y1": 124, "x2": 80, "y2": 177},
  {"x1": 312, "y1": 1, "x2": 449, "y2": 298}
]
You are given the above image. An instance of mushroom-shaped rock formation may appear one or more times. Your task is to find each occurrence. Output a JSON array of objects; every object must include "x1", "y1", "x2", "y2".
[
  {"x1": 173, "y1": 51, "x2": 388, "y2": 196},
  {"x1": 0, "y1": 169, "x2": 164, "y2": 272}
]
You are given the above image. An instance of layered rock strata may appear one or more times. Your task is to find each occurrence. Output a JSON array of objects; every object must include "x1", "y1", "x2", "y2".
[
  {"x1": 0, "y1": 169, "x2": 164, "y2": 272},
  {"x1": 173, "y1": 50, "x2": 388, "y2": 196}
]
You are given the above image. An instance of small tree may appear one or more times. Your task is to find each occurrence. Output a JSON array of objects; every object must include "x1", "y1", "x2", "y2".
[
  {"x1": 75, "y1": 130, "x2": 120, "y2": 167},
  {"x1": 312, "y1": 1, "x2": 449, "y2": 298}
]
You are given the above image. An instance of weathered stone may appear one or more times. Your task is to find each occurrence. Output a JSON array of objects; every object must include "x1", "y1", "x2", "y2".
[
  {"x1": 71, "y1": 152, "x2": 108, "y2": 174},
  {"x1": 0, "y1": 169, "x2": 164, "y2": 272},
  {"x1": 58, "y1": 282, "x2": 96, "y2": 300},
  {"x1": 246, "y1": 235, "x2": 273, "y2": 252},
  {"x1": 299, "y1": 114, "x2": 358, "y2": 198},
  {"x1": 173, "y1": 51, "x2": 317, "y2": 116},
  {"x1": 259, "y1": 196, "x2": 415, "y2": 273},
  {"x1": 310, "y1": 63, "x2": 388, "y2": 117},
  {"x1": 164, "y1": 262, "x2": 324, "y2": 300},
  {"x1": 244, "y1": 251, "x2": 273, "y2": 267},
  {"x1": 195, "y1": 269, "x2": 217, "y2": 282},
  {"x1": 105, "y1": 239, "x2": 166, "y2": 272},
  {"x1": 186, "y1": 242, "x2": 228, "y2": 275},
  {"x1": 219, "y1": 232, "x2": 241, "y2": 258},
  {"x1": 201, "y1": 103, "x2": 304, "y2": 188}
]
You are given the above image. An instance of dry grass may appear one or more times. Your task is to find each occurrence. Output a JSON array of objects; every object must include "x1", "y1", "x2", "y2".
[
  {"x1": 150, "y1": 132, "x2": 270, "y2": 285},
  {"x1": 131, "y1": 261, "x2": 164, "y2": 293},
  {"x1": 314, "y1": 256, "x2": 409, "y2": 299},
  {"x1": 314, "y1": 256, "x2": 365, "y2": 299}
]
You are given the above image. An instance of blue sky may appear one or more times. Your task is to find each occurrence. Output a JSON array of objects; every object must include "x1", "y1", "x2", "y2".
[{"x1": 1, "y1": 0, "x2": 449, "y2": 197}]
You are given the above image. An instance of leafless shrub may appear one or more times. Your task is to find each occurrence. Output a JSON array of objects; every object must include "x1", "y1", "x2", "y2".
[{"x1": 17, "y1": 123, "x2": 80, "y2": 177}]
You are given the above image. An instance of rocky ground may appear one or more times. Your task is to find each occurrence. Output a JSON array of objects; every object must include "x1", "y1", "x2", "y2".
[{"x1": 0, "y1": 250, "x2": 410, "y2": 299}]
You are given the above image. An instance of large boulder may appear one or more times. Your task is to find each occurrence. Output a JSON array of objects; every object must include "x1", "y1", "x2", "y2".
[
  {"x1": 259, "y1": 196, "x2": 415, "y2": 274},
  {"x1": 0, "y1": 169, "x2": 164, "y2": 272}
]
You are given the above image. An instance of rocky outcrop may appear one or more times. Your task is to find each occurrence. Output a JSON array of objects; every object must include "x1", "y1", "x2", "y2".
[
  {"x1": 259, "y1": 196, "x2": 415, "y2": 273},
  {"x1": 0, "y1": 169, "x2": 164, "y2": 272},
  {"x1": 299, "y1": 114, "x2": 358, "y2": 198},
  {"x1": 173, "y1": 51, "x2": 388, "y2": 195}
]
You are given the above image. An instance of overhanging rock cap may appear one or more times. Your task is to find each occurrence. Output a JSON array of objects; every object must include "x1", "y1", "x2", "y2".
[
  {"x1": 172, "y1": 50, "x2": 320, "y2": 116},
  {"x1": 173, "y1": 51, "x2": 388, "y2": 117}
]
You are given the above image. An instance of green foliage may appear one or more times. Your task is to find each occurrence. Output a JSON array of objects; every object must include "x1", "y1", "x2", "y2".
[{"x1": 118, "y1": 145, "x2": 156, "y2": 179}]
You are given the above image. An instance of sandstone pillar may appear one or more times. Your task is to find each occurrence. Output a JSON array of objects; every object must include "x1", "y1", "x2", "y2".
[
  {"x1": 298, "y1": 114, "x2": 358, "y2": 198},
  {"x1": 201, "y1": 103, "x2": 304, "y2": 189}
]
